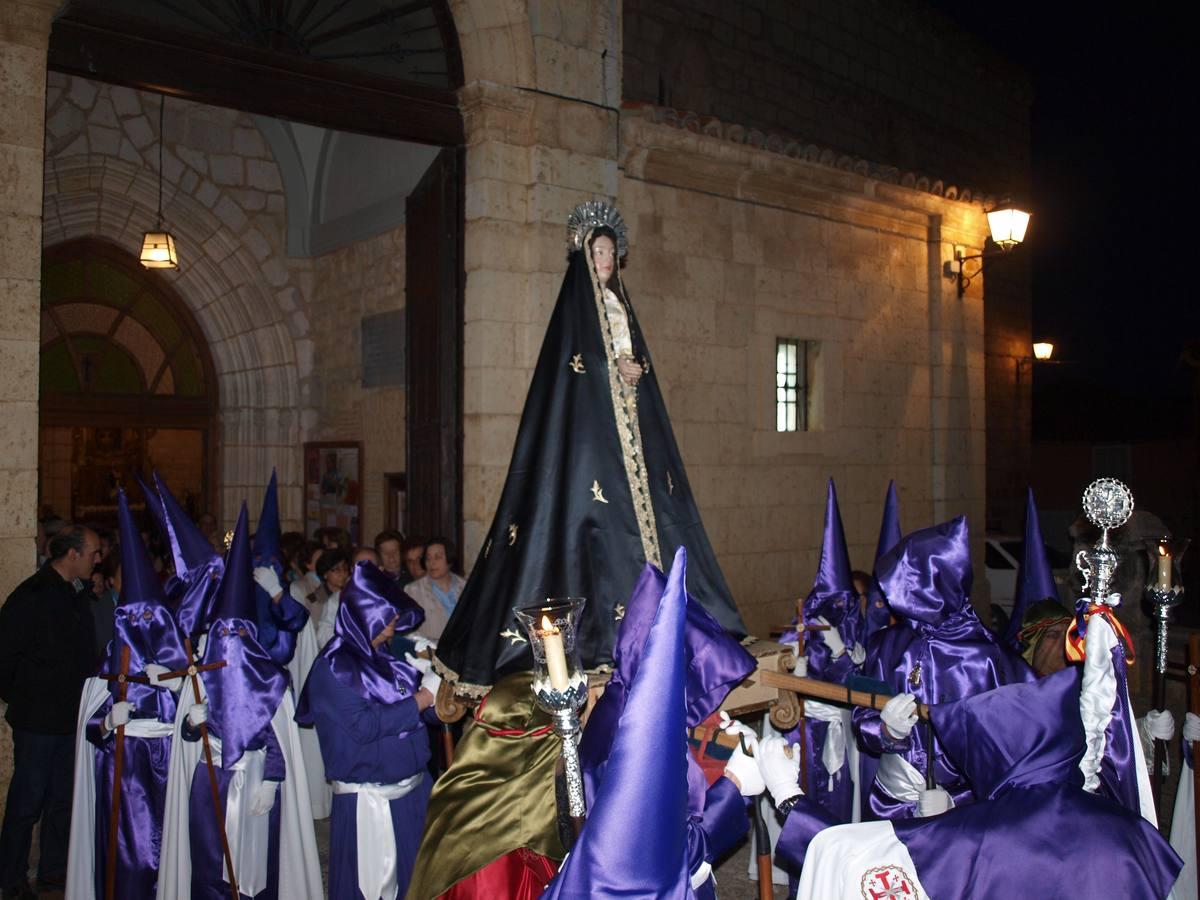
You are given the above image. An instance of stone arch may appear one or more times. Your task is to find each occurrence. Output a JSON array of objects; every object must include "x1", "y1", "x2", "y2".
[
  {"x1": 449, "y1": 0, "x2": 537, "y2": 88},
  {"x1": 42, "y1": 73, "x2": 312, "y2": 529}
]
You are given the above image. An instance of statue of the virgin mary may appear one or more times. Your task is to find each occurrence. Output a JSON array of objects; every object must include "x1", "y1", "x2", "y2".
[{"x1": 435, "y1": 202, "x2": 746, "y2": 694}]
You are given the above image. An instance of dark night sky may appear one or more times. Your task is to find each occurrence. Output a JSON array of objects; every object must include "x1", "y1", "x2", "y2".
[{"x1": 933, "y1": 5, "x2": 1199, "y2": 439}]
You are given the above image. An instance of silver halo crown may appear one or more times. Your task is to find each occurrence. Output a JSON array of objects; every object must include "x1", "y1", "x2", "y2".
[
  {"x1": 566, "y1": 201, "x2": 628, "y2": 258},
  {"x1": 1082, "y1": 477, "x2": 1134, "y2": 532}
]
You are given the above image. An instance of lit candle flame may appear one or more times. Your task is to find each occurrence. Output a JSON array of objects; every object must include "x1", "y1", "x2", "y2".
[{"x1": 541, "y1": 614, "x2": 556, "y2": 631}]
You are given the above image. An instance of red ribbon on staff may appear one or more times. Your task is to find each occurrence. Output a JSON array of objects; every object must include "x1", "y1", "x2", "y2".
[{"x1": 1064, "y1": 603, "x2": 1135, "y2": 665}]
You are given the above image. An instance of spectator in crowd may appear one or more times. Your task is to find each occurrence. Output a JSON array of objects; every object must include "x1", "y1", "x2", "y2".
[
  {"x1": 0, "y1": 526, "x2": 102, "y2": 898},
  {"x1": 374, "y1": 530, "x2": 409, "y2": 585},
  {"x1": 315, "y1": 548, "x2": 352, "y2": 648},
  {"x1": 314, "y1": 526, "x2": 351, "y2": 553},
  {"x1": 289, "y1": 541, "x2": 326, "y2": 617},
  {"x1": 89, "y1": 550, "x2": 121, "y2": 660},
  {"x1": 403, "y1": 537, "x2": 464, "y2": 642},
  {"x1": 37, "y1": 515, "x2": 68, "y2": 569},
  {"x1": 280, "y1": 530, "x2": 305, "y2": 584},
  {"x1": 196, "y1": 512, "x2": 219, "y2": 550},
  {"x1": 403, "y1": 538, "x2": 427, "y2": 582},
  {"x1": 353, "y1": 546, "x2": 380, "y2": 567}
]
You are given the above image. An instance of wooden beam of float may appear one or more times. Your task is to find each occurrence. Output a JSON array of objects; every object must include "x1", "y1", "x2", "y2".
[{"x1": 758, "y1": 670, "x2": 930, "y2": 721}]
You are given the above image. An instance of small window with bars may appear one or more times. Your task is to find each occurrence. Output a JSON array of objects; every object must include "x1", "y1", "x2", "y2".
[{"x1": 775, "y1": 338, "x2": 809, "y2": 432}]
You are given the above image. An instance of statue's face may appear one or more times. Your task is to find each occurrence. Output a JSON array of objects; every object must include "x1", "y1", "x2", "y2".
[{"x1": 591, "y1": 235, "x2": 616, "y2": 286}]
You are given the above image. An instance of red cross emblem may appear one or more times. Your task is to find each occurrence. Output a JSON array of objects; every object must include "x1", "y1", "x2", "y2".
[{"x1": 860, "y1": 865, "x2": 918, "y2": 900}]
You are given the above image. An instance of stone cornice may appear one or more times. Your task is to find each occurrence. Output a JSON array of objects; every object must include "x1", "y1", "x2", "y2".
[
  {"x1": 623, "y1": 102, "x2": 998, "y2": 211},
  {"x1": 620, "y1": 103, "x2": 988, "y2": 247}
]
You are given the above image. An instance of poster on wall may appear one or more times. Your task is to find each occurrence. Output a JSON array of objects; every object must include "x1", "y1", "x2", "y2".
[{"x1": 303, "y1": 441, "x2": 362, "y2": 546}]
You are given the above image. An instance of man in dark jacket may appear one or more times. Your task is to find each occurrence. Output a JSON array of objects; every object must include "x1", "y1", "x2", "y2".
[{"x1": 0, "y1": 526, "x2": 101, "y2": 899}]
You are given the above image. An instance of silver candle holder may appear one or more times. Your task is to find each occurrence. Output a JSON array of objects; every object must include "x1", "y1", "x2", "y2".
[
  {"x1": 1146, "y1": 537, "x2": 1189, "y2": 675},
  {"x1": 514, "y1": 598, "x2": 589, "y2": 818},
  {"x1": 1076, "y1": 477, "x2": 1135, "y2": 608}
]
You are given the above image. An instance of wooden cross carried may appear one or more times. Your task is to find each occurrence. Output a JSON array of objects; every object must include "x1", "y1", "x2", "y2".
[
  {"x1": 162, "y1": 639, "x2": 237, "y2": 900},
  {"x1": 96, "y1": 645, "x2": 149, "y2": 900},
  {"x1": 791, "y1": 621, "x2": 828, "y2": 794}
]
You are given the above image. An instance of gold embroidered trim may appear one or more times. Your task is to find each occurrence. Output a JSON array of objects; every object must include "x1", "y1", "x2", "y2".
[{"x1": 584, "y1": 229, "x2": 661, "y2": 568}]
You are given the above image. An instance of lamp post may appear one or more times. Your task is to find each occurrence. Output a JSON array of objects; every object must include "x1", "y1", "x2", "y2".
[{"x1": 945, "y1": 201, "x2": 1031, "y2": 298}]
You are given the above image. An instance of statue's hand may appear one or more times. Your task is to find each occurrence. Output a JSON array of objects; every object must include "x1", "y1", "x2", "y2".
[{"x1": 617, "y1": 356, "x2": 643, "y2": 385}]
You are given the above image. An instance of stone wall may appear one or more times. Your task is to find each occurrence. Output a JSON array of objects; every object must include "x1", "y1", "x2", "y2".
[
  {"x1": 309, "y1": 226, "x2": 408, "y2": 541},
  {"x1": 623, "y1": 0, "x2": 1032, "y2": 196},
  {"x1": 623, "y1": 0, "x2": 1034, "y2": 542},
  {"x1": 618, "y1": 109, "x2": 988, "y2": 632}
]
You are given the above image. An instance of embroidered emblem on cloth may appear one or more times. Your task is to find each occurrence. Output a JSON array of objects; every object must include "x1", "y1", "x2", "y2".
[
  {"x1": 907, "y1": 662, "x2": 922, "y2": 688},
  {"x1": 507, "y1": 523, "x2": 518, "y2": 545},
  {"x1": 591, "y1": 480, "x2": 609, "y2": 503},
  {"x1": 500, "y1": 627, "x2": 527, "y2": 646},
  {"x1": 569, "y1": 353, "x2": 586, "y2": 373},
  {"x1": 860, "y1": 865, "x2": 919, "y2": 899}
]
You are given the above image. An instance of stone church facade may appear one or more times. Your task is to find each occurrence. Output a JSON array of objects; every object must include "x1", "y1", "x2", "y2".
[{"x1": 1, "y1": 0, "x2": 1031, "y2": 640}]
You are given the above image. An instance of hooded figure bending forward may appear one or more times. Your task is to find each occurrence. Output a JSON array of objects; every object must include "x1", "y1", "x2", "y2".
[{"x1": 436, "y1": 203, "x2": 745, "y2": 695}]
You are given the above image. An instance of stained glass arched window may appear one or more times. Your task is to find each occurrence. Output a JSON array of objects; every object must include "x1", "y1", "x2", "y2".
[{"x1": 40, "y1": 239, "x2": 216, "y2": 406}]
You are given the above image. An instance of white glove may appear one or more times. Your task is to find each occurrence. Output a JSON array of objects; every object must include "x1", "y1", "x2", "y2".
[
  {"x1": 881, "y1": 693, "x2": 918, "y2": 741},
  {"x1": 104, "y1": 700, "x2": 133, "y2": 732},
  {"x1": 1184, "y1": 712, "x2": 1200, "y2": 743},
  {"x1": 724, "y1": 743, "x2": 765, "y2": 797},
  {"x1": 420, "y1": 666, "x2": 442, "y2": 699},
  {"x1": 917, "y1": 787, "x2": 952, "y2": 817},
  {"x1": 404, "y1": 653, "x2": 433, "y2": 675},
  {"x1": 815, "y1": 616, "x2": 846, "y2": 658},
  {"x1": 1142, "y1": 709, "x2": 1175, "y2": 742},
  {"x1": 757, "y1": 734, "x2": 802, "y2": 808},
  {"x1": 145, "y1": 663, "x2": 182, "y2": 693},
  {"x1": 253, "y1": 566, "x2": 284, "y2": 600},
  {"x1": 409, "y1": 633, "x2": 437, "y2": 653},
  {"x1": 249, "y1": 780, "x2": 278, "y2": 817},
  {"x1": 849, "y1": 643, "x2": 867, "y2": 667},
  {"x1": 718, "y1": 711, "x2": 758, "y2": 750},
  {"x1": 187, "y1": 703, "x2": 208, "y2": 728}
]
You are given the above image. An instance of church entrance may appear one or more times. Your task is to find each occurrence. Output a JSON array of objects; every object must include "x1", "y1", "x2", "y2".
[
  {"x1": 43, "y1": 2, "x2": 466, "y2": 542},
  {"x1": 38, "y1": 239, "x2": 218, "y2": 529}
]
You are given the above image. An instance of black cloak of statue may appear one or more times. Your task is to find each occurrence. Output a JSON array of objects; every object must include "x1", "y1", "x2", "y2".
[{"x1": 435, "y1": 224, "x2": 746, "y2": 694}]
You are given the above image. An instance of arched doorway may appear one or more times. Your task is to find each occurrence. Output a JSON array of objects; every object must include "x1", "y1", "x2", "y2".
[{"x1": 38, "y1": 238, "x2": 218, "y2": 529}]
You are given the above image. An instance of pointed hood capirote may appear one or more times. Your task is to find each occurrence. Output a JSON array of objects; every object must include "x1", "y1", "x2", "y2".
[
  {"x1": 1003, "y1": 488, "x2": 1060, "y2": 648},
  {"x1": 153, "y1": 470, "x2": 222, "y2": 637},
  {"x1": 296, "y1": 561, "x2": 425, "y2": 722},
  {"x1": 154, "y1": 469, "x2": 218, "y2": 578},
  {"x1": 435, "y1": 222, "x2": 745, "y2": 695},
  {"x1": 543, "y1": 547, "x2": 692, "y2": 899},
  {"x1": 802, "y1": 479, "x2": 863, "y2": 680},
  {"x1": 864, "y1": 480, "x2": 901, "y2": 639},
  {"x1": 252, "y1": 469, "x2": 282, "y2": 576},
  {"x1": 107, "y1": 489, "x2": 189, "y2": 720},
  {"x1": 200, "y1": 503, "x2": 287, "y2": 769}
]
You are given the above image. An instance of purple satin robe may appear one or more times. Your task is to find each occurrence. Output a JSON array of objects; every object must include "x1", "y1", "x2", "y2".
[
  {"x1": 184, "y1": 718, "x2": 285, "y2": 900},
  {"x1": 85, "y1": 705, "x2": 173, "y2": 900},
  {"x1": 302, "y1": 655, "x2": 431, "y2": 899}
]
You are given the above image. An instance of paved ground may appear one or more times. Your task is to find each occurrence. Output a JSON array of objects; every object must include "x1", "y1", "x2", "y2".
[{"x1": 26, "y1": 809, "x2": 779, "y2": 899}]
